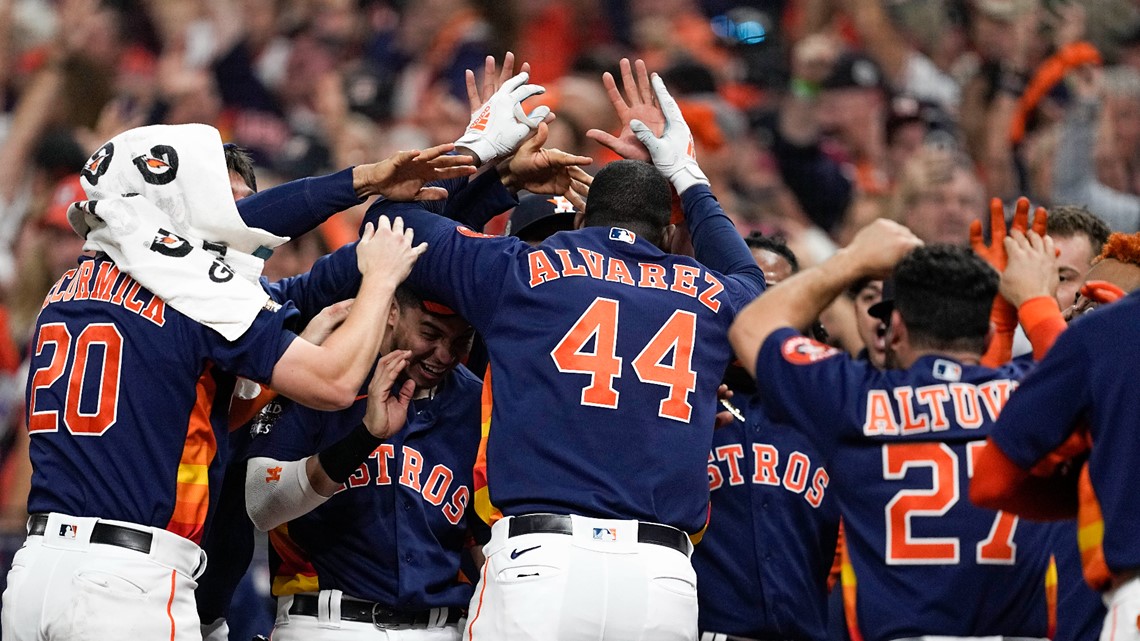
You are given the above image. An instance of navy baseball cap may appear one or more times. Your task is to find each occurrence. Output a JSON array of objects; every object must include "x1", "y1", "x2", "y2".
[
  {"x1": 821, "y1": 52, "x2": 887, "y2": 94},
  {"x1": 867, "y1": 279, "x2": 896, "y2": 322},
  {"x1": 506, "y1": 194, "x2": 577, "y2": 240}
]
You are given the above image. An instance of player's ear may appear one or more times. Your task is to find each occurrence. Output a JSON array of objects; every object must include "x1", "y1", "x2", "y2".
[
  {"x1": 387, "y1": 301, "x2": 400, "y2": 330},
  {"x1": 660, "y1": 224, "x2": 676, "y2": 253},
  {"x1": 888, "y1": 309, "x2": 907, "y2": 351}
]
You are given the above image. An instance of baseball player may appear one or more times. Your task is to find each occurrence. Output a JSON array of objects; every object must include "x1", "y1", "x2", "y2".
[
  {"x1": 0, "y1": 124, "x2": 453, "y2": 641},
  {"x1": 728, "y1": 220, "x2": 1055, "y2": 641},
  {"x1": 971, "y1": 230, "x2": 1140, "y2": 641},
  {"x1": 197, "y1": 143, "x2": 495, "y2": 641},
  {"x1": 694, "y1": 238, "x2": 841, "y2": 641},
  {"x1": 241, "y1": 287, "x2": 480, "y2": 641},
  {"x1": 366, "y1": 70, "x2": 765, "y2": 640},
  {"x1": 970, "y1": 288, "x2": 1140, "y2": 641}
]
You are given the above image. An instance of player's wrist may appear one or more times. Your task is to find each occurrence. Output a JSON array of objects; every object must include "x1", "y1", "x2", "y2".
[
  {"x1": 317, "y1": 424, "x2": 385, "y2": 484},
  {"x1": 669, "y1": 165, "x2": 710, "y2": 196}
]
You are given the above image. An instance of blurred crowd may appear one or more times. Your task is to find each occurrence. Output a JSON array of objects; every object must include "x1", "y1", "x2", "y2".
[{"x1": 3, "y1": 0, "x2": 1140, "y2": 600}]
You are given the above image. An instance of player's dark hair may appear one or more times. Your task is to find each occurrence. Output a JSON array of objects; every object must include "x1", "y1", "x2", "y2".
[
  {"x1": 745, "y1": 232, "x2": 799, "y2": 273},
  {"x1": 1047, "y1": 205, "x2": 1111, "y2": 256},
  {"x1": 223, "y1": 143, "x2": 257, "y2": 193},
  {"x1": 583, "y1": 160, "x2": 672, "y2": 246},
  {"x1": 394, "y1": 285, "x2": 422, "y2": 310},
  {"x1": 893, "y1": 244, "x2": 998, "y2": 354}
]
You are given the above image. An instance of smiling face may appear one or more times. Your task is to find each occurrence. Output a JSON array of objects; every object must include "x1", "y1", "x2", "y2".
[{"x1": 384, "y1": 300, "x2": 474, "y2": 390}]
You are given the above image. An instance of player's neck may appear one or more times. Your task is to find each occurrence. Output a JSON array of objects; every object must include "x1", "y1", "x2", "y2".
[{"x1": 900, "y1": 347, "x2": 982, "y2": 369}]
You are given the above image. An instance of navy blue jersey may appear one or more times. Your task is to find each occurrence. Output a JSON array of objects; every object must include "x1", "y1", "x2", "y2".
[
  {"x1": 991, "y1": 292, "x2": 1140, "y2": 577},
  {"x1": 694, "y1": 393, "x2": 839, "y2": 640},
  {"x1": 755, "y1": 328, "x2": 1052, "y2": 641},
  {"x1": 1053, "y1": 521, "x2": 1106, "y2": 641},
  {"x1": 247, "y1": 365, "x2": 483, "y2": 608},
  {"x1": 366, "y1": 185, "x2": 764, "y2": 534},
  {"x1": 25, "y1": 255, "x2": 297, "y2": 543}
]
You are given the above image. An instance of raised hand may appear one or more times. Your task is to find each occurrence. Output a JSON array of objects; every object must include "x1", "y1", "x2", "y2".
[
  {"x1": 362, "y1": 349, "x2": 416, "y2": 439},
  {"x1": 999, "y1": 229, "x2": 1059, "y2": 308},
  {"x1": 969, "y1": 197, "x2": 1048, "y2": 272},
  {"x1": 354, "y1": 143, "x2": 476, "y2": 200},
  {"x1": 844, "y1": 218, "x2": 924, "y2": 279},
  {"x1": 298, "y1": 299, "x2": 353, "y2": 346},
  {"x1": 585, "y1": 58, "x2": 664, "y2": 161},
  {"x1": 454, "y1": 70, "x2": 550, "y2": 166},
  {"x1": 356, "y1": 216, "x2": 428, "y2": 284},
  {"x1": 500, "y1": 121, "x2": 593, "y2": 196},
  {"x1": 629, "y1": 73, "x2": 710, "y2": 194},
  {"x1": 465, "y1": 52, "x2": 530, "y2": 113}
]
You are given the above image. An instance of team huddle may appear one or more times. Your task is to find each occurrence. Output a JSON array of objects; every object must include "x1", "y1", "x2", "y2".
[{"x1": 3, "y1": 53, "x2": 1139, "y2": 641}]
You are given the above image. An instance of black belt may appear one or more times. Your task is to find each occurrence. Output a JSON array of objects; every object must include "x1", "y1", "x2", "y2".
[
  {"x1": 28, "y1": 513, "x2": 152, "y2": 555},
  {"x1": 289, "y1": 593, "x2": 463, "y2": 628},
  {"x1": 507, "y1": 513, "x2": 691, "y2": 555}
]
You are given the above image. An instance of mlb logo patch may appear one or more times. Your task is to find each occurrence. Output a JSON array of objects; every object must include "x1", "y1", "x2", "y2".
[
  {"x1": 592, "y1": 527, "x2": 618, "y2": 542},
  {"x1": 932, "y1": 359, "x2": 962, "y2": 382},
  {"x1": 608, "y1": 227, "x2": 636, "y2": 244},
  {"x1": 58, "y1": 524, "x2": 79, "y2": 539}
]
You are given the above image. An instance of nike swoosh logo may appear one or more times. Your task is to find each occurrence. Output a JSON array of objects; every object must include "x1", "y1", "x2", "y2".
[{"x1": 510, "y1": 545, "x2": 541, "y2": 559}]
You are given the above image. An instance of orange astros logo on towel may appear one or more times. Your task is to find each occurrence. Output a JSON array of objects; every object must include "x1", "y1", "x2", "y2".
[{"x1": 82, "y1": 143, "x2": 114, "y2": 185}]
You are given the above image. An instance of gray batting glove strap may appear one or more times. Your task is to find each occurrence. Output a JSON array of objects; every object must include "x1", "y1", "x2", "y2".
[
  {"x1": 455, "y1": 71, "x2": 550, "y2": 166},
  {"x1": 630, "y1": 74, "x2": 711, "y2": 195}
]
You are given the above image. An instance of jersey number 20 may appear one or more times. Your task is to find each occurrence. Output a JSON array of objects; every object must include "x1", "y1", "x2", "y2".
[
  {"x1": 551, "y1": 297, "x2": 697, "y2": 423},
  {"x1": 882, "y1": 441, "x2": 1018, "y2": 565},
  {"x1": 28, "y1": 322, "x2": 123, "y2": 436}
]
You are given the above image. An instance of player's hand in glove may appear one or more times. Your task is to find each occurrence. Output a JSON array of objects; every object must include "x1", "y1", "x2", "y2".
[
  {"x1": 630, "y1": 73, "x2": 710, "y2": 195},
  {"x1": 455, "y1": 71, "x2": 550, "y2": 167},
  {"x1": 362, "y1": 349, "x2": 416, "y2": 439},
  {"x1": 357, "y1": 215, "x2": 428, "y2": 285}
]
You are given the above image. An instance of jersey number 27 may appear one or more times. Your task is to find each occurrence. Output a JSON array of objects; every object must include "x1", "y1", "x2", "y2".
[
  {"x1": 883, "y1": 441, "x2": 1018, "y2": 565},
  {"x1": 28, "y1": 323, "x2": 123, "y2": 436},
  {"x1": 551, "y1": 297, "x2": 697, "y2": 423}
]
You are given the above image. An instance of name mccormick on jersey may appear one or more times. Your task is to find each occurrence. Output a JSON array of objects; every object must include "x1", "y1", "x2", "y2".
[
  {"x1": 708, "y1": 442, "x2": 829, "y2": 509},
  {"x1": 40, "y1": 261, "x2": 166, "y2": 325},
  {"x1": 525, "y1": 235, "x2": 727, "y2": 313}
]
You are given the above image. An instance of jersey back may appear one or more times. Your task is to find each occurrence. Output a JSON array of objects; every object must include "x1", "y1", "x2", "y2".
[
  {"x1": 25, "y1": 256, "x2": 295, "y2": 543},
  {"x1": 405, "y1": 225, "x2": 761, "y2": 534},
  {"x1": 756, "y1": 328, "x2": 1053, "y2": 641}
]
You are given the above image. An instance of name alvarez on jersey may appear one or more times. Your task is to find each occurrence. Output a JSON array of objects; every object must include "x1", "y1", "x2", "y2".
[{"x1": 526, "y1": 245, "x2": 727, "y2": 313}]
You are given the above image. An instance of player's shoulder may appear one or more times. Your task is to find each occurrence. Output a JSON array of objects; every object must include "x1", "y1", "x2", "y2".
[{"x1": 449, "y1": 363, "x2": 483, "y2": 392}]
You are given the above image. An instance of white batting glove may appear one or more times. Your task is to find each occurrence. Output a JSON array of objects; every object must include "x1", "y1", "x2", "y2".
[
  {"x1": 455, "y1": 72, "x2": 550, "y2": 166},
  {"x1": 630, "y1": 74, "x2": 711, "y2": 195}
]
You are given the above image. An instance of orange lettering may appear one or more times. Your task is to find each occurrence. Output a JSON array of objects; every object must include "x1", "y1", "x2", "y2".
[
  {"x1": 73, "y1": 261, "x2": 95, "y2": 301},
  {"x1": 556, "y1": 249, "x2": 587, "y2": 277},
  {"x1": 752, "y1": 443, "x2": 779, "y2": 485},
  {"x1": 638, "y1": 263, "x2": 668, "y2": 289},
  {"x1": 950, "y1": 383, "x2": 983, "y2": 429},
  {"x1": 671, "y1": 264, "x2": 700, "y2": 297},
  {"x1": 805, "y1": 468, "x2": 830, "y2": 508},
  {"x1": 265, "y1": 466, "x2": 283, "y2": 483},
  {"x1": 894, "y1": 387, "x2": 929, "y2": 435},
  {"x1": 527, "y1": 251, "x2": 560, "y2": 288},
  {"x1": 422, "y1": 464, "x2": 454, "y2": 506},
  {"x1": 399, "y1": 446, "x2": 424, "y2": 491},
  {"x1": 698, "y1": 273, "x2": 724, "y2": 312},
  {"x1": 372, "y1": 444, "x2": 395, "y2": 485},
  {"x1": 783, "y1": 451, "x2": 811, "y2": 493},
  {"x1": 916, "y1": 385, "x2": 951, "y2": 431},
  {"x1": 577, "y1": 248, "x2": 605, "y2": 279},
  {"x1": 442, "y1": 486, "x2": 469, "y2": 525},
  {"x1": 715, "y1": 444, "x2": 746, "y2": 485},
  {"x1": 863, "y1": 390, "x2": 900, "y2": 435},
  {"x1": 707, "y1": 451, "x2": 724, "y2": 491},
  {"x1": 604, "y1": 257, "x2": 636, "y2": 285},
  {"x1": 91, "y1": 263, "x2": 120, "y2": 301},
  {"x1": 141, "y1": 296, "x2": 166, "y2": 326},
  {"x1": 122, "y1": 282, "x2": 145, "y2": 313}
]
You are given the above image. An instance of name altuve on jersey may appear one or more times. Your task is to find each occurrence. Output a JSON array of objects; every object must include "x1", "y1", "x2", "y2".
[
  {"x1": 862, "y1": 379, "x2": 1018, "y2": 437},
  {"x1": 41, "y1": 261, "x2": 166, "y2": 326},
  {"x1": 526, "y1": 247, "x2": 727, "y2": 312}
]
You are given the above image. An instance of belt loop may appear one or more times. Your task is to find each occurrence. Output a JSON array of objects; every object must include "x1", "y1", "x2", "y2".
[{"x1": 318, "y1": 589, "x2": 343, "y2": 627}]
